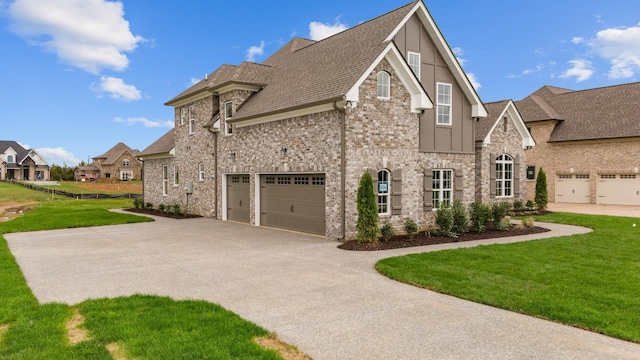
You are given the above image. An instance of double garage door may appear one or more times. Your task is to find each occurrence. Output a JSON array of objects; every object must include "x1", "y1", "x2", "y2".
[
  {"x1": 226, "y1": 174, "x2": 326, "y2": 235},
  {"x1": 556, "y1": 173, "x2": 640, "y2": 205}
]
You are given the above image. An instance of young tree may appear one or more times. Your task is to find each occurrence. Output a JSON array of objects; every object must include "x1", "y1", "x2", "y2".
[
  {"x1": 535, "y1": 167, "x2": 548, "y2": 210},
  {"x1": 356, "y1": 172, "x2": 379, "y2": 243}
]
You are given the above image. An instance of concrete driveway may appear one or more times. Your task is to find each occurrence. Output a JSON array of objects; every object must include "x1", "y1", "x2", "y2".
[{"x1": 6, "y1": 215, "x2": 640, "y2": 360}]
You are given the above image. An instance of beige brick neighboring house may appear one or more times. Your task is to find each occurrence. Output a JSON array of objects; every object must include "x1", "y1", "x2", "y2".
[
  {"x1": 475, "y1": 100, "x2": 535, "y2": 203},
  {"x1": 0, "y1": 140, "x2": 50, "y2": 181},
  {"x1": 76, "y1": 142, "x2": 141, "y2": 181},
  {"x1": 517, "y1": 83, "x2": 640, "y2": 206},
  {"x1": 139, "y1": 1, "x2": 491, "y2": 240}
]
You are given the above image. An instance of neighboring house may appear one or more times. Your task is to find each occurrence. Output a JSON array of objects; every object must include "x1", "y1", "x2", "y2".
[
  {"x1": 140, "y1": 0, "x2": 490, "y2": 240},
  {"x1": 516, "y1": 83, "x2": 640, "y2": 206},
  {"x1": 475, "y1": 100, "x2": 535, "y2": 203},
  {"x1": 77, "y1": 142, "x2": 141, "y2": 181},
  {"x1": 0, "y1": 140, "x2": 50, "y2": 181}
]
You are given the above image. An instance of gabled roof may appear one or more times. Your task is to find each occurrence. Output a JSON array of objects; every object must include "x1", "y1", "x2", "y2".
[
  {"x1": 165, "y1": 1, "x2": 485, "y2": 124},
  {"x1": 93, "y1": 142, "x2": 140, "y2": 165},
  {"x1": 477, "y1": 100, "x2": 535, "y2": 148},
  {"x1": 137, "y1": 129, "x2": 175, "y2": 159},
  {"x1": 517, "y1": 82, "x2": 640, "y2": 142},
  {"x1": 0, "y1": 140, "x2": 49, "y2": 166}
]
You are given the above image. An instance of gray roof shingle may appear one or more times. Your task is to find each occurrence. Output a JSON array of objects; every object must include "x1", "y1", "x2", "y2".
[{"x1": 138, "y1": 129, "x2": 175, "y2": 157}]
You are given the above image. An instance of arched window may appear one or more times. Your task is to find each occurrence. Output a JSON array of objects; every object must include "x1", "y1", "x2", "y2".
[
  {"x1": 495, "y1": 154, "x2": 514, "y2": 197},
  {"x1": 377, "y1": 71, "x2": 390, "y2": 99},
  {"x1": 377, "y1": 169, "x2": 390, "y2": 214}
]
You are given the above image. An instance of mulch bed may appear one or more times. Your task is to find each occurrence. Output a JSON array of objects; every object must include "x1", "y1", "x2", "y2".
[
  {"x1": 338, "y1": 226, "x2": 551, "y2": 251},
  {"x1": 124, "y1": 208, "x2": 202, "y2": 219}
]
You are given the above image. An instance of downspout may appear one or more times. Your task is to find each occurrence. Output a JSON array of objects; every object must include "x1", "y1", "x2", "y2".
[
  {"x1": 333, "y1": 101, "x2": 347, "y2": 240},
  {"x1": 212, "y1": 94, "x2": 219, "y2": 218}
]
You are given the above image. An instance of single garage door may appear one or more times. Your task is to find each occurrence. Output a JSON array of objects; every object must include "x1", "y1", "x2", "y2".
[
  {"x1": 260, "y1": 174, "x2": 325, "y2": 235},
  {"x1": 227, "y1": 174, "x2": 250, "y2": 223},
  {"x1": 597, "y1": 174, "x2": 640, "y2": 205},
  {"x1": 556, "y1": 174, "x2": 590, "y2": 203}
]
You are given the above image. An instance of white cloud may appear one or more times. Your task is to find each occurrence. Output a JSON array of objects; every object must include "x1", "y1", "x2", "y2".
[
  {"x1": 93, "y1": 76, "x2": 141, "y2": 101},
  {"x1": 560, "y1": 59, "x2": 594, "y2": 82},
  {"x1": 588, "y1": 23, "x2": 640, "y2": 79},
  {"x1": 36, "y1": 147, "x2": 80, "y2": 166},
  {"x1": 309, "y1": 19, "x2": 348, "y2": 41},
  {"x1": 452, "y1": 47, "x2": 466, "y2": 66},
  {"x1": 191, "y1": 77, "x2": 201, "y2": 85},
  {"x1": 246, "y1": 40, "x2": 265, "y2": 62},
  {"x1": 467, "y1": 73, "x2": 481, "y2": 90},
  {"x1": 522, "y1": 64, "x2": 544, "y2": 75},
  {"x1": 114, "y1": 116, "x2": 173, "y2": 128},
  {"x1": 571, "y1": 37, "x2": 584, "y2": 44},
  {"x1": 7, "y1": 0, "x2": 144, "y2": 74}
]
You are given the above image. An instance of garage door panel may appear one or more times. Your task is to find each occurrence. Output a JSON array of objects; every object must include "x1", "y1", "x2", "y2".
[
  {"x1": 227, "y1": 175, "x2": 250, "y2": 223},
  {"x1": 598, "y1": 174, "x2": 640, "y2": 205},
  {"x1": 260, "y1": 174, "x2": 325, "y2": 235},
  {"x1": 556, "y1": 175, "x2": 590, "y2": 204}
]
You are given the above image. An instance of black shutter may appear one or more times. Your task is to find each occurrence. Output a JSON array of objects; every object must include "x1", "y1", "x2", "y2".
[
  {"x1": 391, "y1": 169, "x2": 402, "y2": 215},
  {"x1": 423, "y1": 169, "x2": 433, "y2": 210}
]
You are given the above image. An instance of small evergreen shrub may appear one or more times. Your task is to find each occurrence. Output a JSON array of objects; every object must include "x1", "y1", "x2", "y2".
[
  {"x1": 145, "y1": 202, "x2": 153, "y2": 209},
  {"x1": 535, "y1": 168, "x2": 548, "y2": 210},
  {"x1": 403, "y1": 218, "x2": 418, "y2": 239},
  {"x1": 380, "y1": 222, "x2": 394, "y2": 241},
  {"x1": 491, "y1": 202, "x2": 511, "y2": 230},
  {"x1": 525, "y1": 200, "x2": 534, "y2": 210},
  {"x1": 434, "y1": 203, "x2": 455, "y2": 237},
  {"x1": 451, "y1": 199, "x2": 468, "y2": 235},
  {"x1": 132, "y1": 198, "x2": 143, "y2": 209},
  {"x1": 158, "y1": 204, "x2": 166, "y2": 212},
  {"x1": 513, "y1": 199, "x2": 524, "y2": 209},
  {"x1": 171, "y1": 204, "x2": 182, "y2": 216},
  {"x1": 356, "y1": 172, "x2": 379, "y2": 243},
  {"x1": 469, "y1": 201, "x2": 490, "y2": 233}
]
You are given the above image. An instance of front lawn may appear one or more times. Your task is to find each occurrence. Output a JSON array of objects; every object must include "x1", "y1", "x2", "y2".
[
  {"x1": 0, "y1": 183, "x2": 286, "y2": 359},
  {"x1": 376, "y1": 212, "x2": 640, "y2": 343}
]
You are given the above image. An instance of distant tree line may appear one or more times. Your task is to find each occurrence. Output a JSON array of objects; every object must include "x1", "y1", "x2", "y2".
[{"x1": 49, "y1": 164, "x2": 75, "y2": 181}]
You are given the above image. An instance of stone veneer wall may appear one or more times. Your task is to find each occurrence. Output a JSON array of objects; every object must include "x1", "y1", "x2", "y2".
[
  {"x1": 475, "y1": 113, "x2": 528, "y2": 203},
  {"x1": 526, "y1": 121, "x2": 640, "y2": 203}
]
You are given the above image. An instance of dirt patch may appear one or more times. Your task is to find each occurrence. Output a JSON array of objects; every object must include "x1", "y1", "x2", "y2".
[
  {"x1": 106, "y1": 342, "x2": 128, "y2": 360},
  {"x1": 65, "y1": 181, "x2": 142, "y2": 194},
  {"x1": 66, "y1": 308, "x2": 91, "y2": 345},
  {"x1": 255, "y1": 334, "x2": 312, "y2": 360},
  {"x1": 0, "y1": 201, "x2": 37, "y2": 223},
  {"x1": 338, "y1": 226, "x2": 550, "y2": 251}
]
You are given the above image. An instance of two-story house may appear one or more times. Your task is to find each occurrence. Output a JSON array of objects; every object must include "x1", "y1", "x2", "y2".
[
  {"x1": 76, "y1": 142, "x2": 141, "y2": 181},
  {"x1": 0, "y1": 140, "x2": 50, "y2": 181},
  {"x1": 139, "y1": 1, "x2": 531, "y2": 239}
]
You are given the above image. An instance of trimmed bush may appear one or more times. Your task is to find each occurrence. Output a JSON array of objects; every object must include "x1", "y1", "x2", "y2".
[
  {"x1": 491, "y1": 202, "x2": 511, "y2": 230},
  {"x1": 158, "y1": 204, "x2": 166, "y2": 212},
  {"x1": 451, "y1": 199, "x2": 468, "y2": 235},
  {"x1": 434, "y1": 203, "x2": 455, "y2": 237},
  {"x1": 380, "y1": 222, "x2": 394, "y2": 241},
  {"x1": 513, "y1": 199, "x2": 524, "y2": 209},
  {"x1": 356, "y1": 172, "x2": 379, "y2": 243},
  {"x1": 469, "y1": 200, "x2": 490, "y2": 233},
  {"x1": 403, "y1": 218, "x2": 418, "y2": 239}
]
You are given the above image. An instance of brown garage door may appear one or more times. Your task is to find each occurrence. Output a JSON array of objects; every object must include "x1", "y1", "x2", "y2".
[
  {"x1": 260, "y1": 174, "x2": 325, "y2": 235},
  {"x1": 227, "y1": 174, "x2": 250, "y2": 223}
]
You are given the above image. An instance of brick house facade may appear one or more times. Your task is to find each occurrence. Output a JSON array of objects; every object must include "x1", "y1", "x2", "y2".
[
  {"x1": 78, "y1": 142, "x2": 142, "y2": 181},
  {"x1": 139, "y1": 1, "x2": 535, "y2": 239},
  {"x1": 0, "y1": 140, "x2": 50, "y2": 181}
]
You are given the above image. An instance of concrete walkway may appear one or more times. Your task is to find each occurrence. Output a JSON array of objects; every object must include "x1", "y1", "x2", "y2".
[
  {"x1": 547, "y1": 202, "x2": 640, "y2": 218},
  {"x1": 6, "y1": 215, "x2": 640, "y2": 359}
]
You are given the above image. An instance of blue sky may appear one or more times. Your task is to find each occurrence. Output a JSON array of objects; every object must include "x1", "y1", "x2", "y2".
[{"x1": 1, "y1": 0, "x2": 639, "y2": 166}]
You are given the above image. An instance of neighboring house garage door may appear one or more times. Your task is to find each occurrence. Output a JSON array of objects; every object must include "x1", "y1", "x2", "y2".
[
  {"x1": 227, "y1": 174, "x2": 250, "y2": 223},
  {"x1": 556, "y1": 174, "x2": 590, "y2": 203},
  {"x1": 260, "y1": 174, "x2": 325, "y2": 235},
  {"x1": 597, "y1": 174, "x2": 640, "y2": 205}
]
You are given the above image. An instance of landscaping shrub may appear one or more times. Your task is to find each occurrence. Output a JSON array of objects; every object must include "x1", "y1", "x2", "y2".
[
  {"x1": 535, "y1": 168, "x2": 548, "y2": 210},
  {"x1": 145, "y1": 202, "x2": 153, "y2": 209},
  {"x1": 513, "y1": 199, "x2": 524, "y2": 209},
  {"x1": 356, "y1": 172, "x2": 378, "y2": 243},
  {"x1": 523, "y1": 216, "x2": 535, "y2": 228},
  {"x1": 525, "y1": 200, "x2": 534, "y2": 209},
  {"x1": 171, "y1": 204, "x2": 182, "y2": 216},
  {"x1": 434, "y1": 203, "x2": 455, "y2": 237},
  {"x1": 403, "y1": 218, "x2": 418, "y2": 239},
  {"x1": 158, "y1": 204, "x2": 166, "y2": 213},
  {"x1": 469, "y1": 200, "x2": 490, "y2": 233},
  {"x1": 490, "y1": 202, "x2": 511, "y2": 230},
  {"x1": 451, "y1": 199, "x2": 468, "y2": 235},
  {"x1": 132, "y1": 198, "x2": 143, "y2": 209},
  {"x1": 380, "y1": 222, "x2": 394, "y2": 241}
]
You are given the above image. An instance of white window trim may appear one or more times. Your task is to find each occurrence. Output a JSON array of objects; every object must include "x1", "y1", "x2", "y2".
[
  {"x1": 162, "y1": 165, "x2": 168, "y2": 196},
  {"x1": 173, "y1": 165, "x2": 179, "y2": 187},
  {"x1": 436, "y1": 82, "x2": 452, "y2": 125},
  {"x1": 180, "y1": 108, "x2": 187, "y2": 125},
  {"x1": 432, "y1": 169, "x2": 453, "y2": 209},
  {"x1": 377, "y1": 169, "x2": 390, "y2": 215},
  {"x1": 188, "y1": 105, "x2": 196, "y2": 134},
  {"x1": 408, "y1": 51, "x2": 420, "y2": 79},
  {"x1": 198, "y1": 163, "x2": 205, "y2": 182},
  {"x1": 120, "y1": 171, "x2": 133, "y2": 181},
  {"x1": 224, "y1": 101, "x2": 233, "y2": 135},
  {"x1": 377, "y1": 71, "x2": 390, "y2": 99},
  {"x1": 122, "y1": 159, "x2": 130, "y2": 167},
  {"x1": 495, "y1": 154, "x2": 514, "y2": 198}
]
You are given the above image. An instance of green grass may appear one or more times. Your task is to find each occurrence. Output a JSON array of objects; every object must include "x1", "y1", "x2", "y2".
[
  {"x1": 0, "y1": 182, "x2": 282, "y2": 359},
  {"x1": 376, "y1": 212, "x2": 640, "y2": 342}
]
